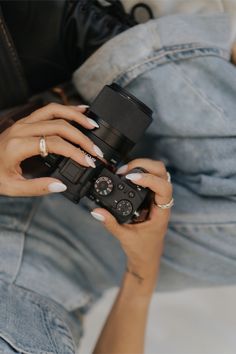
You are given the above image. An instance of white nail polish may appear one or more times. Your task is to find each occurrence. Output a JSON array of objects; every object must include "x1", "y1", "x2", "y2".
[
  {"x1": 48, "y1": 182, "x2": 67, "y2": 193},
  {"x1": 86, "y1": 118, "x2": 99, "y2": 128},
  {"x1": 93, "y1": 145, "x2": 104, "y2": 158},
  {"x1": 125, "y1": 173, "x2": 142, "y2": 181},
  {"x1": 77, "y1": 104, "x2": 90, "y2": 109},
  {"x1": 85, "y1": 155, "x2": 96, "y2": 168},
  {"x1": 116, "y1": 164, "x2": 128, "y2": 174},
  {"x1": 91, "y1": 212, "x2": 105, "y2": 222}
]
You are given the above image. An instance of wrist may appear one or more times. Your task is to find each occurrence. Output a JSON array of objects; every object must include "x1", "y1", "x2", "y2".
[
  {"x1": 123, "y1": 263, "x2": 159, "y2": 299},
  {"x1": 126, "y1": 242, "x2": 163, "y2": 285}
]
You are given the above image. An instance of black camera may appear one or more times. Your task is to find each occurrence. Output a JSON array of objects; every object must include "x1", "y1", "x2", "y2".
[{"x1": 45, "y1": 83, "x2": 153, "y2": 223}]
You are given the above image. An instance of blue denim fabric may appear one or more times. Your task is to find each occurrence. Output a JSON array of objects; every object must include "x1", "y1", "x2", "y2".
[
  {"x1": 0, "y1": 14, "x2": 235, "y2": 353},
  {"x1": 73, "y1": 14, "x2": 236, "y2": 284}
]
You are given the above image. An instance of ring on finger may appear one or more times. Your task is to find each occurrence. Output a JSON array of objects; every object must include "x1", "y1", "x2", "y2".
[
  {"x1": 39, "y1": 136, "x2": 48, "y2": 157},
  {"x1": 154, "y1": 197, "x2": 174, "y2": 210},
  {"x1": 167, "y1": 172, "x2": 171, "y2": 183}
]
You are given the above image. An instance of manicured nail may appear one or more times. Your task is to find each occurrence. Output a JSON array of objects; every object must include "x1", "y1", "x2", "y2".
[
  {"x1": 167, "y1": 172, "x2": 171, "y2": 183},
  {"x1": 48, "y1": 182, "x2": 67, "y2": 193},
  {"x1": 77, "y1": 104, "x2": 90, "y2": 109},
  {"x1": 125, "y1": 173, "x2": 142, "y2": 181},
  {"x1": 116, "y1": 164, "x2": 128, "y2": 174},
  {"x1": 93, "y1": 144, "x2": 104, "y2": 158},
  {"x1": 86, "y1": 118, "x2": 99, "y2": 128},
  {"x1": 91, "y1": 211, "x2": 105, "y2": 222},
  {"x1": 85, "y1": 155, "x2": 96, "y2": 168}
]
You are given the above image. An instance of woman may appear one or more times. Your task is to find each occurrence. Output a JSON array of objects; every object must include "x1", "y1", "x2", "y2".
[
  {"x1": 0, "y1": 2, "x2": 173, "y2": 351},
  {"x1": 0, "y1": 102, "x2": 172, "y2": 353}
]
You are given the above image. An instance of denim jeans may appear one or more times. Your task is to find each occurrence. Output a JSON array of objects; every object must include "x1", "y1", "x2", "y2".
[{"x1": 0, "y1": 14, "x2": 235, "y2": 353}]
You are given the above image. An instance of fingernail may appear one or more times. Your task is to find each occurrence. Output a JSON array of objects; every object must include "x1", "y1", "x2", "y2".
[
  {"x1": 85, "y1": 155, "x2": 96, "y2": 168},
  {"x1": 125, "y1": 173, "x2": 142, "y2": 181},
  {"x1": 167, "y1": 172, "x2": 171, "y2": 183},
  {"x1": 93, "y1": 144, "x2": 104, "y2": 158},
  {"x1": 91, "y1": 211, "x2": 105, "y2": 222},
  {"x1": 86, "y1": 118, "x2": 99, "y2": 128},
  {"x1": 116, "y1": 164, "x2": 128, "y2": 174},
  {"x1": 77, "y1": 104, "x2": 90, "y2": 109},
  {"x1": 48, "y1": 182, "x2": 67, "y2": 193}
]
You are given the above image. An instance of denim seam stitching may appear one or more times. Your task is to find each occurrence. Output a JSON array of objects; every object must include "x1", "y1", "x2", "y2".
[
  {"x1": 0, "y1": 332, "x2": 53, "y2": 354},
  {"x1": 11, "y1": 198, "x2": 43, "y2": 285},
  {"x1": 28, "y1": 295, "x2": 76, "y2": 354},
  {"x1": 168, "y1": 60, "x2": 227, "y2": 117},
  {"x1": 40, "y1": 305, "x2": 59, "y2": 354},
  {"x1": 0, "y1": 298, "x2": 75, "y2": 353},
  {"x1": 41, "y1": 304, "x2": 76, "y2": 354},
  {"x1": 114, "y1": 44, "x2": 229, "y2": 83},
  {"x1": 0, "y1": 332, "x2": 33, "y2": 354}
]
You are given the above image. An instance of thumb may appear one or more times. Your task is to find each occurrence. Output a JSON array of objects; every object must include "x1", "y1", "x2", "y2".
[
  {"x1": 11, "y1": 177, "x2": 67, "y2": 197},
  {"x1": 91, "y1": 208, "x2": 124, "y2": 239}
]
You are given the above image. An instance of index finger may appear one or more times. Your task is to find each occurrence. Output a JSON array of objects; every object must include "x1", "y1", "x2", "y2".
[
  {"x1": 117, "y1": 158, "x2": 168, "y2": 180},
  {"x1": 22, "y1": 103, "x2": 98, "y2": 130}
]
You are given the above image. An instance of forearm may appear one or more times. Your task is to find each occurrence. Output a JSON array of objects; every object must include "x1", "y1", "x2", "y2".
[
  {"x1": 93, "y1": 263, "x2": 159, "y2": 354},
  {"x1": 91, "y1": 158, "x2": 171, "y2": 354}
]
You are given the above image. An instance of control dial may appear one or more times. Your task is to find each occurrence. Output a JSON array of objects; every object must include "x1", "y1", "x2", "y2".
[
  {"x1": 116, "y1": 200, "x2": 133, "y2": 216},
  {"x1": 94, "y1": 176, "x2": 114, "y2": 196}
]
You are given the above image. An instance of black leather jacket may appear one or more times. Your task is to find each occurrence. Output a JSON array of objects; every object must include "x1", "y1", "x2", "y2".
[
  {"x1": 0, "y1": 0, "x2": 71, "y2": 110},
  {"x1": 0, "y1": 0, "x2": 132, "y2": 110}
]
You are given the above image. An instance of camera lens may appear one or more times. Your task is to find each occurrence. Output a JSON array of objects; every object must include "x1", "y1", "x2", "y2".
[{"x1": 84, "y1": 83, "x2": 153, "y2": 165}]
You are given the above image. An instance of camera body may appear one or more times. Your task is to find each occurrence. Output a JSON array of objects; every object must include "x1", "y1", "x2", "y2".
[
  {"x1": 49, "y1": 157, "x2": 150, "y2": 223},
  {"x1": 45, "y1": 84, "x2": 153, "y2": 223}
]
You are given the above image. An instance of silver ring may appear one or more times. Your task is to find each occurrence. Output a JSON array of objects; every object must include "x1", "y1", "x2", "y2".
[
  {"x1": 154, "y1": 197, "x2": 174, "y2": 210},
  {"x1": 167, "y1": 172, "x2": 171, "y2": 183},
  {"x1": 39, "y1": 136, "x2": 48, "y2": 157}
]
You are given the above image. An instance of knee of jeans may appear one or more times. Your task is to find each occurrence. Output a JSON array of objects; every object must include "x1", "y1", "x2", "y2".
[{"x1": 0, "y1": 281, "x2": 82, "y2": 354}]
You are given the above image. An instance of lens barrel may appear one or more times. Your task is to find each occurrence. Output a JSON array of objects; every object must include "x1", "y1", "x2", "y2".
[{"x1": 85, "y1": 84, "x2": 153, "y2": 164}]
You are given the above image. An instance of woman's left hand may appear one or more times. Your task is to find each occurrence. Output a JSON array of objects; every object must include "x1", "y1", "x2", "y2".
[{"x1": 91, "y1": 158, "x2": 173, "y2": 283}]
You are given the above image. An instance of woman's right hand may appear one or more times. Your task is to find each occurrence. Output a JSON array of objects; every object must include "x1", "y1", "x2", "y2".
[{"x1": 0, "y1": 103, "x2": 103, "y2": 197}]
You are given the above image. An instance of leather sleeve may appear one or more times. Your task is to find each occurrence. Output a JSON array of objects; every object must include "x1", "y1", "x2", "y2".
[
  {"x1": 0, "y1": 5, "x2": 29, "y2": 109},
  {"x1": 0, "y1": 0, "x2": 70, "y2": 94},
  {"x1": 0, "y1": 0, "x2": 130, "y2": 102}
]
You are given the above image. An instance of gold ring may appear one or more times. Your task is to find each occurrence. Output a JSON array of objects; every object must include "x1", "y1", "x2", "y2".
[
  {"x1": 167, "y1": 172, "x2": 171, "y2": 183},
  {"x1": 39, "y1": 136, "x2": 48, "y2": 157},
  {"x1": 154, "y1": 197, "x2": 174, "y2": 210}
]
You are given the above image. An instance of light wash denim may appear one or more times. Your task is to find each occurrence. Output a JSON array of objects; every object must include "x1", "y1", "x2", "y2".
[
  {"x1": 0, "y1": 13, "x2": 235, "y2": 353},
  {"x1": 121, "y1": 0, "x2": 236, "y2": 44}
]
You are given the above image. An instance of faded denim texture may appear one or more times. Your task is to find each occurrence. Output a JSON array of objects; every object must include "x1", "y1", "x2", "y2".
[{"x1": 0, "y1": 14, "x2": 235, "y2": 353}]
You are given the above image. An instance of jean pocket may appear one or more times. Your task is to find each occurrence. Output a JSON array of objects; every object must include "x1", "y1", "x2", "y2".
[{"x1": 0, "y1": 281, "x2": 79, "y2": 354}]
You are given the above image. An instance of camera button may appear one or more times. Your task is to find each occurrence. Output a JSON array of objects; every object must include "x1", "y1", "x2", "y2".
[
  {"x1": 128, "y1": 191, "x2": 135, "y2": 198},
  {"x1": 112, "y1": 200, "x2": 118, "y2": 209},
  {"x1": 116, "y1": 200, "x2": 133, "y2": 216},
  {"x1": 118, "y1": 183, "x2": 125, "y2": 190}
]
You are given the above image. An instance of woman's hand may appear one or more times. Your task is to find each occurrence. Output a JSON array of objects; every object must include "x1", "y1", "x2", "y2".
[
  {"x1": 0, "y1": 103, "x2": 103, "y2": 197},
  {"x1": 91, "y1": 158, "x2": 172, "y2": 290}
]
